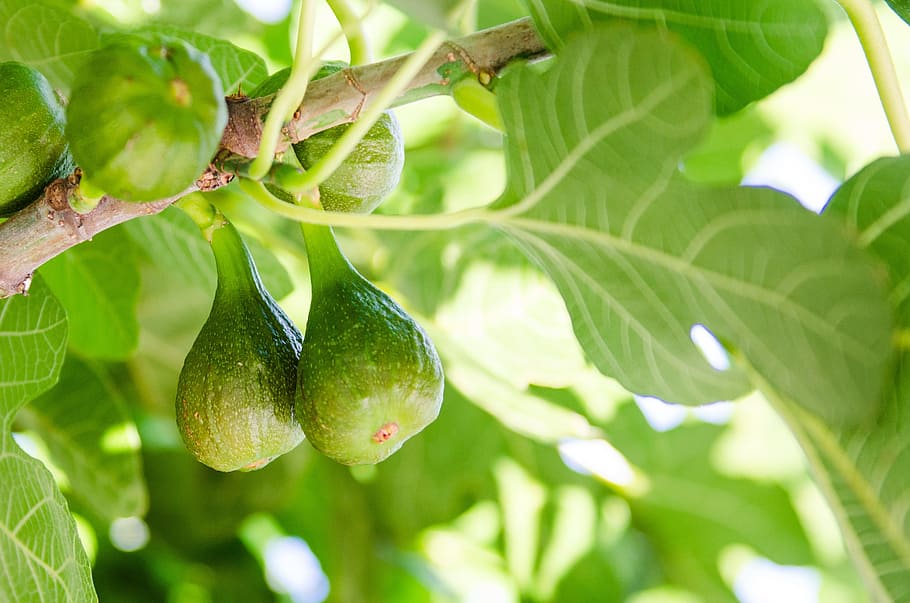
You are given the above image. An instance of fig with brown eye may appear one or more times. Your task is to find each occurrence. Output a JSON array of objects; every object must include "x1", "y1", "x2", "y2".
[{"x1": 296, "y1": 223, "x2": 444, "y2": 465}]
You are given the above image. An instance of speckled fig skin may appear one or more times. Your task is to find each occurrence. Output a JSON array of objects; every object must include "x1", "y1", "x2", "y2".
[
  {"x1": 176, "y1": 222, "x2": 304, "y2": 472},
  {"x1": 0, "y1": 62, "x2": 72, "y2": 216},
  {"x1": 296, "y1": 223, "x2": 444, "y2": 465}
]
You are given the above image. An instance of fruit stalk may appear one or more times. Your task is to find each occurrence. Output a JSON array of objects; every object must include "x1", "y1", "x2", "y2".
[{"x1": 300, "y1": 222, "x2": 355, "y2": 295}]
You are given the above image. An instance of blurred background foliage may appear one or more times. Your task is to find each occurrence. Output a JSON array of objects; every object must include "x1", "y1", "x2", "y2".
[{"x1": 13, "y1": 0, "x2": 910, "y2": 601}]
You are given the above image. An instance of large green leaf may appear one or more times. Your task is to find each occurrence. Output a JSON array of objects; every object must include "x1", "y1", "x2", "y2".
[
  {"x1": 487, "y1": 24, "x2": 891, "y2": 423},
  {"x1": 0, "y1": 278, "x2": 96, "y2": 602},
  {"x1": 785, "y1": 155, "x2": 910, "y2": 600},
  {"x1": 0, "y1": 0, "x2": 98, "y2": 93},
  {"x1": 19, "y1": 357, "x2": 147, "y2": 521},
  {"x1": 41, "y1": 228, "x2": 140, "y2": 360},
  {"x1": 522, "y1": 0, "x2": 828, "y2": 114}
]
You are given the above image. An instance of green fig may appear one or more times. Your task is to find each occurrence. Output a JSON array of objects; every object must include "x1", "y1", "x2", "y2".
[
  {"x1": 249, "y1": 62, "x2": 404, "y2": 214},
  {"x1": 66, "y1": 35, "x2": 227, "y2": 202},
  {"x1": 0, "y1": 62, "x2": 73, "y2": 216},
  {"x1": 292, "y1": 111, "x2": 404, "y2": 214},
  {"x1": 176, "y1": 221, "x2": 304, "y2": 472},
  {"x1": 296, "y1": 223, "x2": 444, "y2": 465}
]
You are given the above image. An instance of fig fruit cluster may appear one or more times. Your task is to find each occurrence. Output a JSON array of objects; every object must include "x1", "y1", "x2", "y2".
[
  {"x1": 176, "y1": 66, "x2": 441, "y2": 470},
  {"x1": 3, "y1": 42, "x2": 442, "y2": 471}
]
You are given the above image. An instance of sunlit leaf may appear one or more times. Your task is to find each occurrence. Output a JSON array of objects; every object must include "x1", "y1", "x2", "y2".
[
  {"x1": 0, "y1": 0, "x2": 98, "y2": 93},
  {"x1": 0, "y1": 278, "x2": 96, "y2": 601},
  {"x1": 489, "y1": 24, "x2": 891, "y2": 423},
  {"x1": 20, "y1": 357, "x2": 147, "y2": 521},
  {"x1": 41, "y1": 228, "x2": 140, "y2": 360},
  {"x1": 785, "y1": 155, "x2": 910, "y2": 600},
  {"x1": 523, "y1": 0, "x2": 828, "y2": 114}
]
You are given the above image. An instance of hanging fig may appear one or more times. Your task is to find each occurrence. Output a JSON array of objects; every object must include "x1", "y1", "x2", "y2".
[
  {"x1": 176, "y1": 220, "x2": 304, "y2": 472},
  {"x1": 296, "y1": 223, "x2": 444, "y2": 465}
]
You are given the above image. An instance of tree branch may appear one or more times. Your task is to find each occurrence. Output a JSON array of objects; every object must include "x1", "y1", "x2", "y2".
[{"x1": 0, "y1": 17, "x2": 548, "y2": 298}]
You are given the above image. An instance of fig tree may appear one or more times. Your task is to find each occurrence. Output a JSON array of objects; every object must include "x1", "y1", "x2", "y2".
[
  {"x1": 0, "y1": 62, "x2": 72, "y2": 216},
  {"x1": 66, "y1": 35, "x2": 227, "y2": 202},
  {"x1": 176, "y1": 220, "x2": 304, "y2": 472},
  {"x1": 296, "y1": 223, "x2": 444, "y2": 465}
]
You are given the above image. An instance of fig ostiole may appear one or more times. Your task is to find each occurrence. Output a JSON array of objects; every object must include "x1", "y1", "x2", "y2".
[
  {"x1": 176, "y1": 220, "x2": 304, "y2": 472},
  {"x1": 296, "y1": 222, "x2": 444, "y2": 465}
]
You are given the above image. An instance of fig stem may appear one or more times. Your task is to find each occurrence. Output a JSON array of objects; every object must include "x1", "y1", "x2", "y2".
[
  {"x1": 300, "y1": 222, "x2": 358, "y2": 295},
  {"x1": 239, "y1": 177, "x2": 489, "y2": 231},
  {"x1": 836, "y1": 0, "x2": 910, "y2": 152},
  {"x1": 327, "y1": 0, "x2": 373, "y2": 65},
  {"x1": 175, "y1": 193, "x2": 227, "y2": 242},
  {"x1": 248, "y1": 0, "x2": 320, "y2": 179}
]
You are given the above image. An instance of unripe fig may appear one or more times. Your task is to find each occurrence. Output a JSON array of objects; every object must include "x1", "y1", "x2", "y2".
[
  {"x1": 176, "y1": 221, "x2": 304, "y2": 472},
  {"x1": 249, "y1": 62, "x2": 404, "y2": 214},
  {"x1": 292, "y1": 111, "x2": 404, "y2": 214},
  {"x1": 0, "y1": 62, "x2": 72, "y2": 216},
  {"x1": 296, "y1": 223, "x2": 444, "y2": 465},
  {"x1": 66, "y1": 36, "x2": 227, "y2": 202}
]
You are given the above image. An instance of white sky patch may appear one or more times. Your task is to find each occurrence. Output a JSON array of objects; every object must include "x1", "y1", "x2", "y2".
[
  {"x1": 692, "y1": 401, "x2": 734, "y2": 424},
  {"x1": 559, "y1": 438, "x2": 637, "y2": 488},
  {"x1": 233, "y1": 0, "x2": 292, "y2": 24},
  {"x1": 734, "y1": 558, "x2": 821, "y2": 603},
  {"x1": 741, "y1": 143, "x2": 840, "y2": 214},
  {"x1": 634, "y1": 395, "x2": 687, "y2": 432},
  {"x1": 690, "y1": 324, "x2": 731, "y2": 370},
  {"x1": 109, "y1": 517, "x2": 150, "y2": 552},
  {"x1": 264, "y1": 536, "x2": 330, "y2": 603}
]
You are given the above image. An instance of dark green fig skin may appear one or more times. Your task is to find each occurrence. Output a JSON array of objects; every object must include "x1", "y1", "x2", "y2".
[
  {"x1": 0, "y1": 62, "x2": 73, "y2": 216},
  {"x1": 66, "y1": 36, "x2": 227, "y2": 202},
  {"x1": 297, "y1": 223, "x2": 444, "y2": 465},
  {"x1": 176, "y1": 221, "x2": 304, "y2": 472}
]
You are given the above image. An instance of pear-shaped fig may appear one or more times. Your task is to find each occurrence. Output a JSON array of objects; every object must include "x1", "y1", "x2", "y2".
[
  {"x1": 176, "y1": 221, "x2": 304, "y2": 472},
  {"x1": 66, "y1": 35, "x2": 227, "y2": 202},
  {"x1": 0, "y1": 62, "x2": 72, "y2": 216},
  {"x1": 296, "y1": 223, "x2": 443, "y2": 465}
]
